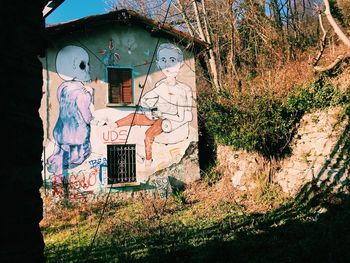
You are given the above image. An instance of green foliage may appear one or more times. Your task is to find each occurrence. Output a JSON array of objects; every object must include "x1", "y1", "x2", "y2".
[
  {"x1": 346, "y1": 104, "x2": 350, "y2": 117},
  {"x1": 252, "y1": 173, "x2": 285, "y2": 207},
  {"x1": 172, "y1": 189, "x2": 188, "y2": 206},
  {"x1": 202, "y1": 165, "x2": 222, "y2": 186},
  {"x1": 200, "y1": 81, "x2": 350, "y2": 159},
  {"x1": 286, "y1": 82, "x2": 349, "y2": 112}
]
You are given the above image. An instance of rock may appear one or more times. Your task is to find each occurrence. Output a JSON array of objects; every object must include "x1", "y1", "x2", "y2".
[
  {"x1": 231, "y1": 171, "x2": 244, "y2": 187},
  {"x1": 217, "y1": 106, "x2": 348, "y2": 197}
]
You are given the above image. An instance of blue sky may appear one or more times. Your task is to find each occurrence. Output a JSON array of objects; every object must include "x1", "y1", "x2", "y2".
[{"x1": 46, "y1": 0, "x2": 110, "y2": 25}]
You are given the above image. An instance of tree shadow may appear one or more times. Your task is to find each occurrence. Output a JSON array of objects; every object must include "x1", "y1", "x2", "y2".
[
  {"x1": 45, "y1": 189, "x2": 350, "y2": 263},
  {"x1": 297, "y1": 117, "x2": 350, "y2": 205},
  {"x1": 45, "y1": 112, "x2": 350, "y2": 263},
  {"x1": 128, "y1": 194, "x2": 350, "y2": 263}
]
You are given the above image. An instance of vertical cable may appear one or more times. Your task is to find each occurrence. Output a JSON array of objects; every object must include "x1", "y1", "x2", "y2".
[{"x1": 86, "y1": 1, "x2": 173, "y2": 258}]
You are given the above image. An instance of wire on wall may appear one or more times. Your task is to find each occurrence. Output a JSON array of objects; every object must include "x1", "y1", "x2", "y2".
[{"x1": 86, "y1": 0, "x2": 174, "y2": 259}]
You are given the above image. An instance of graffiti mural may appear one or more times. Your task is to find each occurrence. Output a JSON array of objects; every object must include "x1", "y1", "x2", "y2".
[
  {"x1": 47, "y1": 45, "x2": 94, "y2": 175},
  {"x1": 154, "y1": 176, "x2": 172, "y2": 199},
  {"x1": 99, "y1": 38, "x2": 121, "y2": 65},
  {"x1": 41, "y1": 27, "x2": 199, "y2": 198},
  {"x1": 49, "y1": 167, "x2": 101, "y2": 202},
  {"x1": 114, "y1": 43, "x2": 193, "y2": 168}
]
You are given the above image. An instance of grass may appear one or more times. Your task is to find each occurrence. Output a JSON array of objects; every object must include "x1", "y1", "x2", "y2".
[{"x1": 40, "y1": 176, "x2": 350, "y2": 263}]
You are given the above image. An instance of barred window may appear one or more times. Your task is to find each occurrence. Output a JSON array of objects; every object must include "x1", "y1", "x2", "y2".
[{"x1": 107, "y1": 144, "x2": 136, "y2": 184}]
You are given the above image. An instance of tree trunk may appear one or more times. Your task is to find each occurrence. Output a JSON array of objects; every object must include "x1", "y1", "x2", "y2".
[
  {"x1": 314, "y1": 0, "x2": 350, "y2": 72},
  {"x1": 323, "y1": 0, "x2": 350, "y2": 48},
  {"x1": 191, "y1": 0, "x2": 220, "y2": 90},
  {"x1": 175, "y1": 0, "x2": 195, "y2": 37},
  {"x1": 193, "y1": 0, "x2": 206, "y2": 41},
  {"x1": 228, "y1": 0, "x2": 242, "y2": 91},
  {"x1": 271, "y1": 0, "x2": 283, "y2": 31}
]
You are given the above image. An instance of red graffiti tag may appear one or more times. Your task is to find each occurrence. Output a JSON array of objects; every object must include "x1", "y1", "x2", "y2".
[{"x1": 103, "y1": 129, "x2": 128, "y2": 143}]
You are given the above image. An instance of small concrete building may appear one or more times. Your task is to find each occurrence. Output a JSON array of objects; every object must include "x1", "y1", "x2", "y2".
[{"x1": 40, "y1": 9, "x2": 206, "y2": 198}]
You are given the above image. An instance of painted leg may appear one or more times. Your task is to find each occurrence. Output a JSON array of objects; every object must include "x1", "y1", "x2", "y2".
[
  {"x1": 144, "y1": 118, "x2": 163, "y2": 161},
  {"x1": 116, "y1": 113, "x2": 156, "y2": 127}
]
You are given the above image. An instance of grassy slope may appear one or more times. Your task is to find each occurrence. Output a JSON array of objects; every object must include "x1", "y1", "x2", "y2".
[{"x1": 41, "y1": 181, "x2": 350, "y2": 263}]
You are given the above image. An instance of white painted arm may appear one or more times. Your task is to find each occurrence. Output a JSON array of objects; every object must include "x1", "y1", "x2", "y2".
[
  {"x1": 162, "y1": 106, "x2": 185, "y2": 122},
  {"x1": 140, "y1": 89, "x2": 159, "y2": 108}
]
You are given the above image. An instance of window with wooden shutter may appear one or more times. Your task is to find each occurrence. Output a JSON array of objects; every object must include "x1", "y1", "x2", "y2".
[{"x1": 108, "y1": 68, "x2": 133, "y2": 104}]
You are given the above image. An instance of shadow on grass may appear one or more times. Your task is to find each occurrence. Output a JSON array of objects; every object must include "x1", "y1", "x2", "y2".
[
  {"x1": 45, "y1": 114, "x2": 350, "y2": 263},
  {"x1": 45, "y1": 192, "x2": 350, "y2": 263}
]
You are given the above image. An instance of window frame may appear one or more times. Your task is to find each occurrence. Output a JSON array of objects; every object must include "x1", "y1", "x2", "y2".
[{"x1": 106, "y1": 66, "x2": 135, "y2": 106}]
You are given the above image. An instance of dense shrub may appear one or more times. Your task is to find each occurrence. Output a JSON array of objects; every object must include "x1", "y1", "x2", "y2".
[{"x1": 200, "y1": 80, "x2": 350, "y2": 159}]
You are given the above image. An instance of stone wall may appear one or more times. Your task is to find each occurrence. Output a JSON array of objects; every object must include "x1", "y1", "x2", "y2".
[
  {"x1": 217, "y1": 106, "x2": 349, "y2": 196},
  {"x1": 276, "y1": 106, "x2": 349, "y2": 195},
  {"x1": 155, "y1": 141, "x2": 200, "y2": 185}
]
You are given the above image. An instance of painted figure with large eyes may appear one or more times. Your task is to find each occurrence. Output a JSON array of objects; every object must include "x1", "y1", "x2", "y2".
[
  {"x1": 47, "y1": 45, "x2": 94, "y2": 175},
  {"x1": 114, "y1": 43, "x2": 193, "y2": 167}
]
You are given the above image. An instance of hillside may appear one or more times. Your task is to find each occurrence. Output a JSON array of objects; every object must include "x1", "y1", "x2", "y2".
[{"x1": 40, "y1": 1, "x2": 350, "y2": 262}]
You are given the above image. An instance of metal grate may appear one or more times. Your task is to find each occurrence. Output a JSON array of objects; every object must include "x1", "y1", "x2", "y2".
[{"x1": 107, "y1": 144, "x2": 136, "y2": 184}]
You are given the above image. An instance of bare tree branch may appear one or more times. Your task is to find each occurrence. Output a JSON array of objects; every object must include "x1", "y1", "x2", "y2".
[
  {"x1": 314, "y1": 52, "x2": 350, "y2": 72},
  {"x1": 313, "y1": 0, "x2": 350, "y2": 72},
  {"x1": 192, "y1": 0, "x2": 206, "y2": 41}
]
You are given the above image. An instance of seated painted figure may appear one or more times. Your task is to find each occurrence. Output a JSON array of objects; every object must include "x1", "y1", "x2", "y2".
[
  {"x1": 141, "y1": 79, "x2": 193, "y2": 145},
  {"x1": 114, "y1": 43, "x2": 194, "y2": 166}
]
